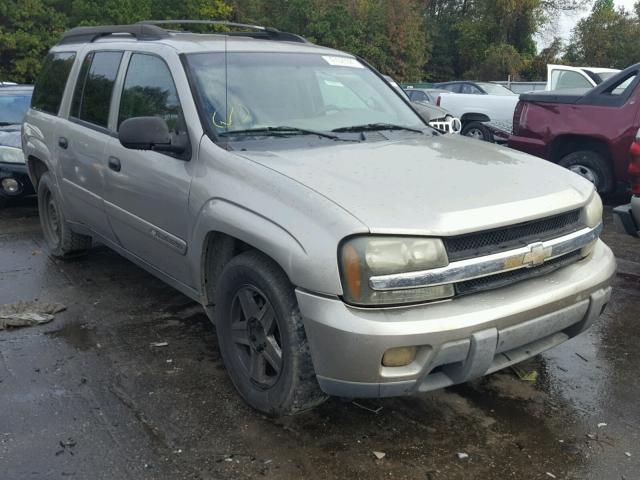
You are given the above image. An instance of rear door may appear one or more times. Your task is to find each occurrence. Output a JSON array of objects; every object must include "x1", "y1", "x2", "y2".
[
  {"x1": 103, "y1": 52, "x2": 194, "y2": 285},
  {"x1": 57, "y1": 50, "x2": 123, "y2": 242}
]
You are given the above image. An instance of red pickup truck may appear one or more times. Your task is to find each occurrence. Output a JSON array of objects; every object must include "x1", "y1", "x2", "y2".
[{"x1": 508, "y1": 64, "x2": 640, "y2": 193}]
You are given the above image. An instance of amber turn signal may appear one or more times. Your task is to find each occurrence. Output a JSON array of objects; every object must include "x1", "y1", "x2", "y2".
[{"x1": 382, "y1": 346, "x2": 417, "y2": 367}]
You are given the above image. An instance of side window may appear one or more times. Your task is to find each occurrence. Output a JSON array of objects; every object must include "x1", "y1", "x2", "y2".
[
  {"x1": 551, "y1": 70, "x2": 592, "y2": 90},
  {"x1": 71, "y1": 51, "x2": 123, "y2": 128},
  {"x1": 411, "y1": 91, "x2": 429, "y2": 102},
  {"x1": 31, "y1": 52, "x2": 76, "y2": 115},
  {"x1": 460, "y1": 83, "x2": 481, "y2": 94},
  {"x1": 118, "y1": 54, "x2": 182, "y2": 133}
]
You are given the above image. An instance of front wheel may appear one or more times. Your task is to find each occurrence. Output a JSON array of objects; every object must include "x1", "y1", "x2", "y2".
[
  {"x1": 461, "y1": 121, "x2": 494, "y2": 142},
  {"x1": 214, "y1": 250, "x2": 327, "y2": 416}
]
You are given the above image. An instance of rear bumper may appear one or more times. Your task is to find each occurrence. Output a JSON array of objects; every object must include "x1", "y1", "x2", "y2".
[
  {"x1": 297, "y1": 240, "x2": 615, "y2": 398},
  {"x1": 613, "y1": 198, "x2": 640, "y2": 237},
  {"x1": 0, "y1": 162, "x2": 34, "y2": 199}
]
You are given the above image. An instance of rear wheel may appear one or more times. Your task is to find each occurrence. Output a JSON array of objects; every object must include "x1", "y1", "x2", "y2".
[
  {"x1": 461, "y1": 121, "x2": 494, "y2": 142},
  {"x1": 37, "y1": 172, "x2": 91, "y2": 257},
  {"x1": 214, "y1": 250, "x2": 327, "y2": 416},
  {"x1": 559, "y1": 150, "x2": 613, "y2": 194}
]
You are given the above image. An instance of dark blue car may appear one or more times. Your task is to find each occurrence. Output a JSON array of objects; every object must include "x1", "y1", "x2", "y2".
[{"x1": 0, "y1": 84, "x2": 34, "y2": 206}]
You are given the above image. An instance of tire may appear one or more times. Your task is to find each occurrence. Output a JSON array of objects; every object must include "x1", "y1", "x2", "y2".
[
  {"x1": 559, "y1": 150, "x2": 614, "y2": 194},
  {"x1": 461, "y1": 121, "x2": 494, "y2": 142},
  {"x1": 37, "y1": 172, "x2": 92, "y2": 257},
  {"x1": 214, "y1": 250, "x2": 327, "y2": 416},
  {"x1": 0, "y1": 196, "x2": 7, "y2": 209}
]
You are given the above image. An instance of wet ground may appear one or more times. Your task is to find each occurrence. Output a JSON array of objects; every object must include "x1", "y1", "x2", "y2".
[{"x1": 1, "y1": 198, "x2": 639, "y2": 480}]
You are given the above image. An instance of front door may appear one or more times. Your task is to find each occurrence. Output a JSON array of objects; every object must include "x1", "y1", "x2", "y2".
[{"x1": 104, "y1": 52, "x2": 194, "y2": 286}]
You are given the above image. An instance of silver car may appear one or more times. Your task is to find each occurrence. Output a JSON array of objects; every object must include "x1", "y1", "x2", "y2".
[{"x1": 23, "y1": 22, "x2": 616, "y2": 416}]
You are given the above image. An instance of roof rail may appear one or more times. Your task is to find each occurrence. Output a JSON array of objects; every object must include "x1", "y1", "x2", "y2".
[
  {"x1": 136, "y1": 20, "x2": 309, "y2": 43},
  {"x1": 58, "y1": 24, "x2": 169, "y2": 44}
]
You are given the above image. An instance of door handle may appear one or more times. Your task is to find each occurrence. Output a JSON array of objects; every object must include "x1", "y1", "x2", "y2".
[
  {"x1": 58, "y1": 137, "x2": 68, "y2": 149},
  {"x1": 108, "y1": 156, "x2": 121, "y2": 172}
]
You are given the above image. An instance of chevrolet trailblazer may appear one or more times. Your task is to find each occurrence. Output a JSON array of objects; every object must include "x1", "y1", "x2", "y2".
[{"x1": 23, "y1": 21, "x2": 615, "y2": 415}]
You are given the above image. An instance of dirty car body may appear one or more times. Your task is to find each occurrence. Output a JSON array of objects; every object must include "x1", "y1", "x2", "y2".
[{"x1": 22, "y1": 22, "x2": 615, "y2": 415}]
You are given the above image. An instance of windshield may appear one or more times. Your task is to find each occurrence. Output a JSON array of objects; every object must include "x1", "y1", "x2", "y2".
[
  {"x1": 186, "y1": 52, "x2": 424, "y2": 138},
  {"x1": 0, "y1": 94, "x2": 31, "y2": 125},
  {"x1": 476, "y1": 83, "x2": 516, "y2": 96}
]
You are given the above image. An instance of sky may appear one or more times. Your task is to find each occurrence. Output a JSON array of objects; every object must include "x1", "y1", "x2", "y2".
[{"x1": 537, "y1": 0, "x2": 637, "y2": 49}]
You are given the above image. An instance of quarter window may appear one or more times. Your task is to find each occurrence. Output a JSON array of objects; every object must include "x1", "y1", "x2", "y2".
[
  {"x1": 118, "y1": 54, "x2": 182, "y2": 133},
  {"x1": 31, "y1": 52, "x2": 76, "y2": 115},
  {"x1": 71, "y1": 51, "x2": 123, "y2": 128}
]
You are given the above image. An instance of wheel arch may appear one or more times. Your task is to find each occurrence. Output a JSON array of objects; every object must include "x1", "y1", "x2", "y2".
[
  {"x1": 26, "y1": 155, "x2": 50, "y2": 188},
  {"x1": 461, "y1": 113, "x2": 491, "y2": 126},
  {"x1": 550, "y1": 134, "x2": 612, "y2": 164},
  {"x1": 191, "y1": 199, "x2": 309, "y2": 310}
]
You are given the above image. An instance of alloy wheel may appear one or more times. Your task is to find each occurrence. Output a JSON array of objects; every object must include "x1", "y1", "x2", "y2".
[{"x1": 230, "y1": 286, "x2": 283, "y2": 389}]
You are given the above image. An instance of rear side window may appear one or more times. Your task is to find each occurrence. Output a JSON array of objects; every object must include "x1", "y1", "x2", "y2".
[
  {"x1": 118, "y1": 54, "x2": 182, "y2": 133},
  {"x1": 31, "y1": 52, "x2": 76, "y2": 115},
  {"x1": 71, "y1": 51, "x2": 123, "y2": 128}
]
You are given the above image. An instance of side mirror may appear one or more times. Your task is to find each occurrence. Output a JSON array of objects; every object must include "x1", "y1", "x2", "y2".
[{"x1": 119, "y1": 116, "x2": 184, "y2": 154}]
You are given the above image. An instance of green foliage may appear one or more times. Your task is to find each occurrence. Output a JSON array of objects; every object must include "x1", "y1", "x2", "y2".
[
  {"x1": 0, "y1": 0, "x2": 231, "y2": 83},
  {"x1": 564, "y1": 1, "x2": 640, "y2": 69},
  {"x1": 4, "y1": 0, "x2": 628, "y2": 86}
]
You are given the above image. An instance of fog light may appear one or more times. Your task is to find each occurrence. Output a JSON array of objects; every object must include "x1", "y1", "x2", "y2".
[
  {"x1": 1, "y1": 177, "x2": 20, "y2": 194},
  {"x1": 382, "y1": 346, "x2": 417, "y2": 367}
]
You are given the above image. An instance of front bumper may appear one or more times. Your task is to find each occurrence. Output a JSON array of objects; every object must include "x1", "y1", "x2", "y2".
[
  {"x1": 613, "y1": 197, "x2": 640, "y2": 237},
  {"x1": 0, "y1": 162, "x2": 34, "y2": 199},
  {"x1": 297, "y1": 240, "x2": 615, "y2": 398}
]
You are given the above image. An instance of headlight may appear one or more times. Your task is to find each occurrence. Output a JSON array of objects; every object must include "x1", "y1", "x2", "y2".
[
  {"x1": 581, "y1": 191, "x2": 603, "y2": 256},
  {"x1": 583, "y1": 191, "x2": 603, "y2": 228},
  {"x1": 0, "y1": 146, "x2": 24, "y2": 164},
  {"x1": 339, "y1": 236, "x2": 454, "y2": 306}
]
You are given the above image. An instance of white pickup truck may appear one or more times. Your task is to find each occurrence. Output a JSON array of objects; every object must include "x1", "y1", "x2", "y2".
[{"x1": 436, "y1": 92, "x2": 519, "y2": 142}]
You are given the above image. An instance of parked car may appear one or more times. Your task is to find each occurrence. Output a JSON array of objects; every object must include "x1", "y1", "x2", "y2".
[
  {"x1": 436, "y1": 90, "x2": 520, "y2": 142},
  {"x1": 613, "y1": 129, "x2": 640, "y2": 237},
  {"x1": 24, "y1": 21, "x2": 614, "y2": 416},
  {"x1": 404, "y1": 87, "x2": 450, "y2": 104},
  {"x1": 434, "y1": 81, "x2": 517, "y2": 96},
  {"x1": 546, "y1": 64, "x2": 620, "y2": 91},
  {"x1": 509, "y1": 65, "x2": 640, "y2": 193},
  {"x1": 0, "y1": 84, "x2": 34, "y2": 206},
  {"x1": 383, "y1": 77, "x2": 460, "y2": 133}
]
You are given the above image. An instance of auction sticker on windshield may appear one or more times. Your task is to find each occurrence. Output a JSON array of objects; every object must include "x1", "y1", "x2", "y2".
[{"x1": 322, "y1": 56, "x2": 364, "y2": 68}]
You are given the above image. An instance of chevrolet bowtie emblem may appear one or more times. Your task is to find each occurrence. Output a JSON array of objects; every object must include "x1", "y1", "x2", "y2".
[{"x1": 522, "y1": 243, "x2": 553, "y2": 267}]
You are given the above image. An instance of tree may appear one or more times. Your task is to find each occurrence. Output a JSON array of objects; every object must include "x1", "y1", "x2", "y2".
[
  {"x1": 564, "y1": 1, "x2": 639, "y2": 69},
  {"x1": 0, "y1": 0, "x2": 231, "y2": 83}
]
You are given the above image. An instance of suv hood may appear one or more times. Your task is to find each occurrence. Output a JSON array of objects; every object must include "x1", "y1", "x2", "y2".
[{"x1": 237, "y1": 135, "x2": 593, "y2": 236}]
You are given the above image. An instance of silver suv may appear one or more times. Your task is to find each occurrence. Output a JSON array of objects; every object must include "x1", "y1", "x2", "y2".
[{"x1": 23, "y1": 22, "x2": 616, "y2": 415}]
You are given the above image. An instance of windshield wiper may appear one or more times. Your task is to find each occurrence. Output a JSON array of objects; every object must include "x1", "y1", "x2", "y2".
[
  {"x1": 220, "y1": 126, "x2": 341, "y2": 140},
  {"x1": 331, "y1": 123, "x2": 424, "y2": 134}
]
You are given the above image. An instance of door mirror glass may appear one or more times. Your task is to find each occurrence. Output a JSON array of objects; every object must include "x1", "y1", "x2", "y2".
[{"x1": 119, "y1": 116, "x2": 184, "y2": 153}]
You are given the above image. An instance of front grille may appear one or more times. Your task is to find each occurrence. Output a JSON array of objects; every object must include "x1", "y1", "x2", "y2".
[
  {"x1": 444, "y1": 209, "x2": 583, "y2": 262},
  {"x1": 456, "y1": 250, "x2": 583, "y2": 296}
]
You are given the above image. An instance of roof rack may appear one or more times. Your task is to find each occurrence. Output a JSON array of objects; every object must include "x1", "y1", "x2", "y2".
[
  {"x1": 57, "y1": 20, "x2": 309, "y2": 45},
  {"x1": 58, "y1": 24, "x2": 170, "y2": 44},
  {"x1": 136, "y1": 20, "x2": 309, "y2": 43}
]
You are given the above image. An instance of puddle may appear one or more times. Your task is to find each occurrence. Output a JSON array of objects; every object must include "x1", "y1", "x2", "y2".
[{"x1": 46, "y1": 320, "x2": 96, "y2": 351}]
